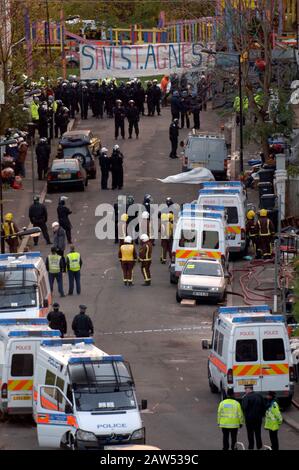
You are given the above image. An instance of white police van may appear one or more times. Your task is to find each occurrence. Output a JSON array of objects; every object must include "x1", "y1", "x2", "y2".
[
  {"x1": 33, "y1": 337, "x2": 147, "y2": 449},
  {"x1": 203, "y1": 305, "x2": 295, "y2": 407}
]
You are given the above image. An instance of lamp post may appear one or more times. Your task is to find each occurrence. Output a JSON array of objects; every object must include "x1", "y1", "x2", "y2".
[{"x1": 202, "y1": 48, "x2": 244, "y2": 173}]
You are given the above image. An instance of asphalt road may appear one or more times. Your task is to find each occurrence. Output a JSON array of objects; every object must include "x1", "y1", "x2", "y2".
[{"x1": 0, "y1": 106, "x2": 298, "y2": 450}]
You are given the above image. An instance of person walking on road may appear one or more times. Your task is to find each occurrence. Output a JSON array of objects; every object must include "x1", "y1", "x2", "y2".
[
  {"x1": 36, "y1": 137, "x2": 50, "y2": 180},
  {"x1": 72, "y1": 305, "x2": 94, "y2": 337},
  {"x1": 110, "y1": 145, "x2": 124, "y2": 190},
  {"x1": 29, "y1": 195, "x2": 51, "y2": 246},
  {"x1": 47, "y1": 302, "x2": 67, "y2": 338},
  {"x1": 139, "y1": 234, "x2": 152, "y2": 286},
  {"x1": 169, "y1": 118, "x2": 179, "y2": 159},
  {"x1": 114, "y1": 99, "x2": 126, "y2": 140},
  {"x1": 66, "y1": 245, "x2": 82, "y2": 295},
  {"x1": 52, "y1": 221, "x2": 66, "y2": 257},
  {"x1": 160, "y1": 213, "x2": 173, "y2": 264},
  {"x1": 57, "y1": 197, "x2": 72, "y2": 244},
  {"x1": 2, "y1": 213, "x2": 19, "y2": 253},
  {"x1": 126, "y1": 100, "x2": 139, "y2": 139},
  {"x1": 46, "y1": 246, "x2": 65, "y2": 297},
  {"x1": 245, "y1": 210, "x2": 257, "y2": 254},
  {"x1": 241, "y1": 384, "x2": 266, "y2": 450},
  {"x1": 217, "y1": 388, "x2": 244, "y2": 451},
  {"x1": 119, "y1": 235, "x2": 137, "y2": 286},
  {"x1": 264, "y1": 391, "x2": 282, "y2": 451},
  {"x1": 98, "y1": 147, "x2": 111, "y2": 190},
  {"x1": 255, "y1": 209, "x2": 275, "y2": 260}
]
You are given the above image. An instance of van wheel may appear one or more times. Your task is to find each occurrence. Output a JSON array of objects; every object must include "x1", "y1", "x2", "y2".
[
  {"x1": 176, "y1": 292, "x2": 182, "y2": 303},
  {"x1": 208, "y1": 368, "x2": 219, "y2": 394},
  {"x1": 67, "y1": 433, "x2": 77, "y2": 451},
  {"x1": 170, "y1": 273, "x2": 178, "y2": 285}
]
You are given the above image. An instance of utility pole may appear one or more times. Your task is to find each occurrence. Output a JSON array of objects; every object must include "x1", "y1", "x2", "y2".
[{"x1": 238, "y1": 54, "x2": 244, "y2": 173}]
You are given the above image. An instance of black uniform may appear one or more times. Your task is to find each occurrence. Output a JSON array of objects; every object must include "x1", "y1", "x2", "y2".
[
  {"x1": 111, "y1": 149, "x2": 124, "y2": 190},
  {"x1": 36, "y1": 141, "x2": 50, "y2": 180},
  {"x1": 57, "y1": 201, "x2": 72, "y2": 244},
  {"x1": 134, "y1": 83, "x2": 145, "y2": 116},
  {"x1": 190, "y1": 95, "x2": 202, "y2": 130},
  {"x1": 69, "y1": 86, "x2": 79, "y2": 119},
  {"x1": 79, "y1": 87, "x2": 89, "y2": 119},
  {"x1": 47, "y1": 309, "x2": 67, "y2": 337},
  {"x1": 126, "y1": 105, "x2": 139, "y2": 138},
  {"x1": 38, "y1": 106, "x2": 49, "y2": 138},
  {"x1": 99, "y1": 152, "x2": 111, "y2": 189},
  {"x1": 114, "y1": 106, "x2": 126, "y2": 139},
  {"x1": 152, "y1": 84, "x2": 162, "y2": 115},
  {"x1": 169, "y1": 121, "x2": 179, "y2": 158},
  {"x1": 29, "y1": 201, "x2": 51, "y2": 245},
  {"x1": 146, "y1": 84, "x2": 154, "y2": 116},
  {"x1": 72, "y1": 312, "x2": 94, "y2": 337},
  {"x1": 105, "y1": 86, "x2": 114, "y2": 118}
]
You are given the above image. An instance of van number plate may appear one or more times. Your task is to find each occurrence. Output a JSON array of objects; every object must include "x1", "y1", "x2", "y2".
[
  {"x1": 237, "y1": 379, "x2": 257, "y2": 386},
  {"x1": 13, "y1": 395, "x2": 31, "y2": 400}
]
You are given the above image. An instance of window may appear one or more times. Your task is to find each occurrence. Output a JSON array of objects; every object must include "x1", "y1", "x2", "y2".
[
  {"x1": 45, "y1": 370, "x2": 56, "y2": 386},
  {"x1": 213, "y1": 330, "x2": 219, "y2": 352},
  {"x1": 226, "y1": 207, "x2": 238, "y2": 224},
  {"x1": 263, "y1": 339, "x2": 285, "y2": 361},
  {"x1": 56, "y1": 377, "x2": 65, "y2": 403},
  {"x1": 11, "y1": 354, "x2": 33, "y2": 377},
  {"x1": 202, "y1": 231, "x2": 219, "y2": 249},
  {"x1": 179, "y1": 229, "x2": 197, "y2": 248},
  {"x1": 217, "y1": 333, "x2": 224, "y2": 356},
  {"x1": 236, "y1": 340, "x2": 258, "y2": 362},
  {"x1": 40, "y1": 386, "x2": 66, "y2": 412}
]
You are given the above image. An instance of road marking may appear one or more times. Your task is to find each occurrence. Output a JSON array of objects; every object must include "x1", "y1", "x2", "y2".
[
  {"x1": 185, "y1": 387, "x2": 191, "y2": 392},
  {"x1": 98, "y1": 325, "x2": 212, "y2": 336}
]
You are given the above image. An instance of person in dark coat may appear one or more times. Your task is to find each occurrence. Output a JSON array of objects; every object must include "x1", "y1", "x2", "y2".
[
  {"x1": 98, "y1": 147, "x2": 111, "y2": 190},
  {"x1": 113, "y1": 100, "x2": 126, "y2": 139},
  {"x1": 36, "y1": 137, "x2": 50, "y2": 180},
  {"x1": 54, "y1": 100, "x2": 63, "y2": 138},
  {"x1": 170, "y1": 91, "x2": 182, "y2": 120},
  {"x1": 152, "y1": 80, "x2": 162, "y2": 116},
  {"x1": 72, "y1": 305, "x2": 94, "y2": 337},
  {"x1": 58, "y1": 107, "x2": 70, "y2": 136},
  {"x1": 242, "y1": 384, "x2": 266, "y2": 450},
  {"x1": 52, "y1": 221, "x2": 66, "y2": 256},
  {"x1": 126, "y1": 100, "x2": 139, "y2": 139},
  {"x1": 69, "y1": 82, "x2": 79, "y2": 119},
  {"x1": 180, "y1": 91, "x2": 191, "y2": 129},
  {"x1": 190, "y1": 92, "x2": 202, "y2": 130},
  {"x1": 57, "y1": 197, "x2": 72, "y2": 244},
  {"x1": 79, "y1": 85, "x2": 89, "y2": 119},
  {"x1": 134, "y1": 81, "x2": 145, "y2": 116},
  {"x1": 29, "y1": 195, "x2": 51, "y2": 245},
  {"x1": 110, "y1": 145, "x2": 124, "y2": 190},
  {"x1": 105, "y1": 85, "x2": 115, "y2": 118},
  {"x1": 146, "y1": 81, "x2": 154, "y2": 116},
  {"x1": 47, "y1": 302, "x2": 67, "y2": 338},
  {"x1": 38, "y1": 102, "x2": 49, "y2": 138},
  {"x1": 169, "y1": 119, "x2": 179, "y2": 159}
]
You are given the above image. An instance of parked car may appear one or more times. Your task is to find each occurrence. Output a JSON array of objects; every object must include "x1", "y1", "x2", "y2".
[
  {"x1": 176, "y1": 257, "x2": 228, "y2": 303},
  {"x1": 57, "y1": 130, "x2": 101, "y2": 179},
  {"x1": 47, "y1": 158, "x2": 88, "y2": 193}
]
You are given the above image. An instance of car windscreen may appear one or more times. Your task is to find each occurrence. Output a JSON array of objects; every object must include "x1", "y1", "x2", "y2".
[
  {"x1": 183, "y1": 262, "x2": 223, "y2": 277},
  {"x1": 63, "y1": 147, "x2": 89, "y2": 158},
  {"x1": 51, "y1": 161, "x2": 78, "y2": 171}
]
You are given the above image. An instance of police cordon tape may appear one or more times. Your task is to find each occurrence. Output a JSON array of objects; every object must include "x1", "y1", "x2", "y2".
[{"x1": 19, "y1": 119, "x2": 75, "y2": 252}]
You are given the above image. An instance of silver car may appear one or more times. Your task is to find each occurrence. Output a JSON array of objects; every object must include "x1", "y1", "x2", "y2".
[{"x1": 176, "y1": 258, "x2": 228, "y2": 303}]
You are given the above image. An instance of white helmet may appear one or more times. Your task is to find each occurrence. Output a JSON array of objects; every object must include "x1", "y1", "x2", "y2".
[
  {"x1": 113, "y1": 144, "x2": 120, "y2": 151},
  {"x1": 101, "y1": 147, "x2": 108, "y2": 153},
  {"x1": 142, "y1": 211, "x2": 149, "y2": 219},
  {"x1": 52, "y1": 221, "x2": 59, "y2": 228},
  {"x1": 124, "y1": 236, "x2": 132, "y2": 243},
  {"x1": 140, "y1": 234, "x2": 149, "y2": 242},
  {"x1": 13, "y1": 133, "x2": 19, "y2": 139}
]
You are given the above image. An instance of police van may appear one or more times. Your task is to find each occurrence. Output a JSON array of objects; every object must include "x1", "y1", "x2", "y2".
[
  {"x1": 33, "y1": 337, "x2": 147, "y2": 449},
  {"x1": 0, "y1": 252, "x2": 51, "y2": 319},
  {"x1": 200, "y1": 181, "x2": 247, "y2": 204},
  {"x1": 197, "y1": 189, "x2": 247, "y2": 254},
  {"x1": 170, "y1": 208, "x2": 228, "y2": 284},
  {"x1": 0, "y1": 319, "x2": 60, "y2": 416},
  {"x1": 203, "y1": 305, "x2": 295, "y2": 406}
]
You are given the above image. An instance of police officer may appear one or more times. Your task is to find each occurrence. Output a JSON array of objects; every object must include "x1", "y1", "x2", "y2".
[
  {"x1": 29, "y1": 95, "x2": 40, "y2": 142},
  {"x1": 29, "y1": 195, "x2": 51, "y2": 245},
  {"x1": 66, "y1": 245, "x2": 82, "y2": 295},
  {"x1": 38, "y1": 101, "x2": 49, "y2": 138},
  {"x1": 98, "y1": 146, "x2": 111, "y2": 190},
  {"x1": 169, "y1": 118, "x2": 179, "y2": 159},
  {"x1": 246, "y1": 210, "x2": 257, "y2": 254},
  {"x1": 126, "y1": 100, "x2": 139, "y2": 139},
  {"x1": 57, "y1": 197, "x2": 72, "y2": 244},
  {"x1": 45, "y1": 246, "x2": 65, "y2": 297},
  {"x1": 119, "y1": 236, "x2": 137, "y2": 286},
  {"x1": 2, "y1": 213, "x2": 19, "y2": 253},
  {"x1": 255, "y1": 209, "x2": 275, "y2": 259},
  {"x1": 139, "y1": 234, "x2": 152, "y2": 286},
  {"x1": 170, "y1": 90, "x2": 181, "y2": 120},
  {"x1": 36, "y1": 137, "x2": 50, "y2": 180},
  {"x1": 79, "y1": 85, "x2": 89, "y2": 119},
  {"x1": 217, "y1": 388, "x2": 244, "y2": 451},
  {"x1": 72, "y1": 305, "x2": 94, "y2": 337},
  {"x1": 146, "y1": 81, "x2": 154, "y2": 116},
  {"x1": 264, "y1": 391, "x2": 282, "y2": 451},
  {"x1": 114, "y1": 99, "x2": 126, "y2": 139},
  {"x1": 47, "y1": 302, "x2": 67, "y2": 338},
  {"x1": 152, "y1": 79, "x2": 162, "y2": 116},
  {"x1": 180, "y1": 90, "x2": 191, "y2": 129},
  {"x1": 59, "y1": 106, "x2": 70, "y2": 136},
  {"x1": 160, "y1": 213, "x2": 173, "y2": 264},
  {"x1": 111, "y1": 145, "x2": 124, "y2": 190},
  {"x1": 134, "y1": 81, "x2": 145, "y2": 116}
]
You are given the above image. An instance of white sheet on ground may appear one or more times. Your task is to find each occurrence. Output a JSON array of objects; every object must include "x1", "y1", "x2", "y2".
[{"x1": 157, "y1": 167, "x2": 215, "y2": 184}]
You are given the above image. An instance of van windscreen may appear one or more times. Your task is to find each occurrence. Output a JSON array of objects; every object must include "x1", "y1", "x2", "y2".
[
  {"x1": 226, "y1": 207, "x2": 238, "y2": 224},
  {"x1": 202, "y1": 230, "x2": 219, "y2": 249},
  {"x1": 236, "y1": 339, "x2": 257, "y2": 362},
  {"x1": 263, "y1": 339, "x2": 285, "y2": 361},
  {"x1": 179, "y1": 229, "x2": 197, "y2": 248}
]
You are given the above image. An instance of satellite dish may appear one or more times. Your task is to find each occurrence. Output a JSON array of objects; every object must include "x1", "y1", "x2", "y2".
[
  {"x1": 290, "y1": 90, "x2": 299, "y2": 105},
  {"x1": 291, "y1": 80, "x2": 299, "y2": 90}
]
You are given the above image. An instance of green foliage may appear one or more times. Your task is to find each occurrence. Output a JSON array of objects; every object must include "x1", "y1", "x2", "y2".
[
  {"x1": 0, "y1": 93, "x2": 29, "y2": 135},
  {"x1": 293, "y1": 257, "x2": 299, "y2": 323}
]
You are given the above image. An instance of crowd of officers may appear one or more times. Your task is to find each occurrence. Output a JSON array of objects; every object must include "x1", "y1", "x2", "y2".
[
  {"x1": 117, "y1": 195, "x2": 174, "y2": 286},
  {"x1": 246, "y1": 208, "x2": 275, "y2": 259}
]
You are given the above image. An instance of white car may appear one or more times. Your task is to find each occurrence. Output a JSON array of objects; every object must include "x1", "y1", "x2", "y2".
[{"x1": 176, "y1": 258, "x2": 228, "y2": 303}]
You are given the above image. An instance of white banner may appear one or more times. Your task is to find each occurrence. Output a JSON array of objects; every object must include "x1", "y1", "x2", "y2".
[{"x1": 80, "y1": 42, "x2": 213, "y2": 79}]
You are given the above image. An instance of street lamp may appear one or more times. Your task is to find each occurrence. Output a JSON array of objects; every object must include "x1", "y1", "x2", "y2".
[{"x1": 201, "y1": 49, "x2": 244, "y2": 173}]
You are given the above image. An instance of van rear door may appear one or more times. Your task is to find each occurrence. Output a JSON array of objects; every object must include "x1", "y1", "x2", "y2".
[
  {"x1": 233, "y1": 327, "x2": 262, "y2": 393},
  {"x1": 259, "y1": 326, "x2": 290, "y2": 394},
  {"x1": 8, "y1": 340, "x2": 35, "y2": 412}
]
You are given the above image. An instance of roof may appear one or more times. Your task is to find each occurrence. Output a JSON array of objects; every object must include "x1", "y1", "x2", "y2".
[
  {"x1": 0, "y1": 252, "x2": 42, "y2": 269},
  {"x1": 62, "y1": 130, "x2": 91, "y2": 137},
  {"x1": 39, "y1": 338, "x2": 108, "y2": 366},
  {"x1": 0, "y1": 319, "x2": 60, "y2": 338},
  {"x1": 219, "y1": 313, "x2": 285, "y2": 325},
  {"x1": 185, "y1": 257, "x2": 220, "y2": 263}
]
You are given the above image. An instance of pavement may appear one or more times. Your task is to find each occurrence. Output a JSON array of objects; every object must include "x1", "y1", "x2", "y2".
[{"x1": 0, "y1": 105, "x2": 299, "y2": 449}]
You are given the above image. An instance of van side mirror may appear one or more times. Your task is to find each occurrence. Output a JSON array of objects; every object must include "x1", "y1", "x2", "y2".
[
  {"x1": 202, "y1": 340, "x2": 212, "y2": 350},
  {"x1": 65, "y1": 403, "x2": 73, "y2": 414},
  {"x1": 139, "y1": 399, "x2": 147, "y2": 410},
  {"x1": 43, "y1": 299, "x2": 49, "y2": 308}
]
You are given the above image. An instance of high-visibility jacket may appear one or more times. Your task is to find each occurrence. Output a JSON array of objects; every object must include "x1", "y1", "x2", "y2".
[
  {"x1": 66, "y1": 252, "x2": 81, "y2": 272},
  {"x1": 2, "y1": 221, "x2": 17, "y2": 239},
  {"x1": 217, "y1": 398, "x2": 244, "y2": 428},
  {"x1": 30, "y1": 102, "x2": 40, "y2": 120},
  {"x1": 161, "y1": 221, "x2": 173, "y2": 239},
  {"x1": 119, "y1": 244, "x2": 136, "y2": 262},
  {"x1": 118, "y1": 220, "x2": 127, "y2": 240},
  {"x1": 264, "y1": 401, "x2": 282, "y2": 431},
  {"x1": 139, "y1": 242, "x2": 152, "y2": 262},
  {"x1": 47, "y1": 254, "x2": 62, "y2": 273}
]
